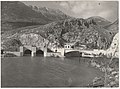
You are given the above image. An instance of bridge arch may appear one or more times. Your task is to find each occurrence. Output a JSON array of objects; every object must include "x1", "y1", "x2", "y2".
[
  {"x1": 23, "y1": 49, "x2": 32, "y2": 56},
  {"x1": 65, "y1": 51, "x2": 82, "y2": 57},
  {"x1": 36, "y1": 50, "x2": 44, "y2": 56},
  {"x1": 1, "y1": 49, "x2": 4, "y2": 54}
]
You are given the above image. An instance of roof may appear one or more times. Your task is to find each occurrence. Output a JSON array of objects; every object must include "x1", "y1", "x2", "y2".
[{"x1": 64, "y1": 42, "x2": 76, "y2": 46}]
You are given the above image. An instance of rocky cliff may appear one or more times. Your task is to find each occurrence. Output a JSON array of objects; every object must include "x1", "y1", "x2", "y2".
[{"x1": 106, "y1": 33, "x2": 119, "y2": 58}]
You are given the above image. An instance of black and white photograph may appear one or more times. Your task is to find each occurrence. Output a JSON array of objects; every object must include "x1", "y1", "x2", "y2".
[{"x1": 1, "y1": 0, "x2": 119, "y2": 88}]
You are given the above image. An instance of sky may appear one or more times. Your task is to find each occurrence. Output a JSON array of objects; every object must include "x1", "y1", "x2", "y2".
[{"x1": 22, "y1": 1, "x2": 118, "y2": 22}]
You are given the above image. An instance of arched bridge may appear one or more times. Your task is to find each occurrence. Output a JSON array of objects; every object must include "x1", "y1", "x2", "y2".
[{"x1": 20, "y1": 45, "x2": 47, "y2": 57}]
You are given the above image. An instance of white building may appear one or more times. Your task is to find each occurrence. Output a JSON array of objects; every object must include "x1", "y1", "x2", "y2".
[{"x1": 64, "y1": 43, "x2": 75, "y2": 49}]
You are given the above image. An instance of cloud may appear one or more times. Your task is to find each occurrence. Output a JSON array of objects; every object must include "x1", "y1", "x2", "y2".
[
  {"x1": 23, "y1": 1, "x2": 118, "y2": 22},
  {"x1": 59, "y1": 1, "x2": 118, "y2": 22},
  {"x1": 59, "y1": 2, "x2": 69, "y2": 9}
]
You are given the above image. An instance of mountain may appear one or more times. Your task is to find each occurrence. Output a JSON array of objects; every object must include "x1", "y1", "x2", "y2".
[
  {"x1": 2, "y1": 17, "x2": 115, "y2": 51},
  {"x1": 1, "y1": 1, "x2": 117, "y2": 51},
  {"x1": 87, "y1": 16, "x2": 111, "y2": 27},
  {"x1": 1, "y1": 1, "x2": 70, "y2": 31},
  {"x1": 104, "y1": 19, "x2": 118, "y2": 36},
  {"x1": 1, "y1": 1, "x2": 50, "y2": 31},
  {"x1": 30, "y1": 6, "x2": 71, "y2": 21}
]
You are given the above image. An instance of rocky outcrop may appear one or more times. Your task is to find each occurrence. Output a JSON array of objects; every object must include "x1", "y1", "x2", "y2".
[
  {"x1": 19, "y1": 33, "x2": 48, "y2": 47},
  {"x1": 2, "y1": 38, "x2": 22, "y2": 51},
  {"x1": 106, "y1": 33, "x2": 119, "y2": 58}
]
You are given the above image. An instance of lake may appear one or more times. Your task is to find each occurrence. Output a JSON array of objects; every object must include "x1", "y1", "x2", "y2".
[{"x1": 1, "y1": 57, "x2": 104, "y2": 87}]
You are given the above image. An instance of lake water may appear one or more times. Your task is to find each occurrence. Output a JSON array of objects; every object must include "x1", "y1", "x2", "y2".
[{"x1": 1, "y1": 57, "x2": 104, "y2": 87}]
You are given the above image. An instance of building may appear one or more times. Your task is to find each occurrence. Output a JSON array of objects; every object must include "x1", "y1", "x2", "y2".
[{"x1": 64, "y1": 43, "x2": 75, "y2": 49}]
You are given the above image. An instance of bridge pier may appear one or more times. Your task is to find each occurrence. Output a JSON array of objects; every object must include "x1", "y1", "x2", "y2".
[
  {"x1": 31, "y1": 52, "x2": 36, "y2": 57},
  {"x1": 31, "y1": 47, "x2": 36, "y2": 57},
  {"x1": 59, "y1": 48, "x2": 65, "y2": 57},
  {"x1": 20, "y1": 46, "x2": 24, "y2": 56},
  {"x1": 44, "y1": 46, "x2": 47, "y2": 57}
]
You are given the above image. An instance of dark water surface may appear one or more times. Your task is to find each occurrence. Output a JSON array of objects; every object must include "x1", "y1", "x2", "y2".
[{"x1": 1, "y1": 57, "x2": 104, "y2": 87}]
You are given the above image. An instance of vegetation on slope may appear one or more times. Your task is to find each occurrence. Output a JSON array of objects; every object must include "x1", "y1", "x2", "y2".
[{"x1": 2, "y1": 17, "x2": 118, "y2": 51}]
